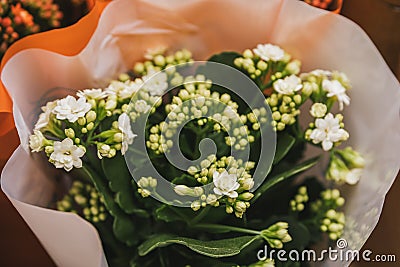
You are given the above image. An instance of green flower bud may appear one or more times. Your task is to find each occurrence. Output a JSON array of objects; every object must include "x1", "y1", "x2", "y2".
[
  {"x1": 137, "y1": 177, "x2": 149, "y2": 188},
  {"x1": 119, "y1": 73, "x2": 130, "y2": 82},
  {"x1": 86, "y1": 110, "x2": 97, "y2": 123},
  {"x1": 234, "y1": 201, "x2": 247, "y2": 213},
  {"x1": 134, "y1": 62, "x2": 145, "y2": 74},
  {"x1": 285, "y1": 59, "x2": 301, "y2": 75},
  {"x1": 86, "y1": 122, "x2": 94, "y2": 131},
  {"x1": 77, "y1": 117, "x2": 86, "y2": 126},
  {"x1": 239, "y1": 192, "x2": 254, "y2": 201},
  {"x1": 154, "y1": 55, "x2": 165, "y2": 66},
  {"x1": 65, "y1": 128, "x2": 75, "y2": 139},
  {"x1": 148, "y1": 178, "x2": 157, "y2": 188},
  {"x1": 243, "y1": 49, "x2": 253, "y2": 58},
  {"x1": 310, "y1": 103, "x2": 327, "y2": 118},
  {"x1": 336, "y1": 147, "x2": 365, "y2": 168},
  {"x1": 191, "y1": 201, "x2": 201, "y2": 211},
  {"x1": 257, "y1": 60, "x2": 268, "y2": 71},
  {"x1": 45, "y1": 146, "x2": 54, "y2": 154},
  {"x1": 226, "y1": 205, "x2": 234, "y2": 214},
  {"x1": 113, "y1": 133, "x2": 123, "y2": 143}
]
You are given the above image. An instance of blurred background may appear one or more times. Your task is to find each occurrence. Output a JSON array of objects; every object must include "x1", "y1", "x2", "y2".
[{"x1": 0, "y1": 0, "x2": 399, "y2": 266}]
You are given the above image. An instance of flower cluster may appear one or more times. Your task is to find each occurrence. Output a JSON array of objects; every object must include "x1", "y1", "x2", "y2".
[
  {"x1": 305, "y1": 112, "x2": 349, "y2": 151},
  {"x1": 29, "y1": 80, "x2": 142, "y2": 170},
  {"x1": 326, "y1": 147, "x2": 365, "y2": 184},
  {"x1": 311, "y1": 189, "x2": 346, "y2": 240},
  {"x1": 300, "y1": 69, "x2": 350, "y2": 111},
  {"x1": 260, "y1": 222, "x2": 292, "y2": 249},
  {"x1": 0, "y1": 0, "x2": 62, "y2": 56},
  {"x1": 290, "y1": 186, "x2": 309, "y2": 212},
  {"x1": 57, "y1": 180, "x2": 108, "y2": 223},
  {"x1": 133, "y1": 47, "x2": 193, "y2": 77},
  {"x1": 234, "y1": 44, "x2": 301, "y2": 84},
  {"x1": 184, "y1": 155, "x2": 255, "y2": 218},
  {"x1": 137, "y1": 176, "x2": 158, "y2": 198},
  {"x1": 29, "y1": 45, "x2": 365, "y2": 267},
  {"x1": 266, "y1": 92, "x2": 302, "y2": 131},
  {"x1": 146, "y1": 74, "x2": 258, "y2": 154}
]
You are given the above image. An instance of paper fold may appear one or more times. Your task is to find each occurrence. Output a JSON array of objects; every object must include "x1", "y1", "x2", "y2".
[{"x1": 1, "y1": 0, "x2": 399, "y2": 266}]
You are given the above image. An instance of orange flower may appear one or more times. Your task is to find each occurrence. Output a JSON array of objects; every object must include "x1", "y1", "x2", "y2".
[{"x1": 11, "y1": 3, "x2": 34, "y2": 27}]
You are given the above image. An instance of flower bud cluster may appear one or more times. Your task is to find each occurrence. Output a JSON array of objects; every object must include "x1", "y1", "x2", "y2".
[
  {"x1": 233, "y1": 49, "x2": 269, "y2": 80},
  {"x1": 56, "y1": 181, "x2": 108, "y2": 223},
  {"x1": 261, "y1": 222, "x2": 292, "y2": 249},
  {"x1": 266, "y1": 93, "x2": 301, "y2": 131},
  {"x1": 147, "y1": 75, "x2": 255, "y2": 154},
  {"x1": 290, "y1": 186, "x2": 309, "y2": 212},
  {"x1": 137, "y1": 176, "x2": 158, "y2": 198},
  {"x1": 311, "y1": 189, "x2": 346, "y2": 240},
  {"x1": 325, "y1": 147, "x2": 365, "y2": 185},
  {"x1": 233, "y1": 45, "x2": 300, "y2": 82},
  {"x1": 186, "y1": 155, "x2": 255, "y2": 217},
  {"x1": 300, "y1": 70, "x2": 350, "y2": 111},
  {"x1": 133, "y1": 48, "x2": 193, "y2": 77}
]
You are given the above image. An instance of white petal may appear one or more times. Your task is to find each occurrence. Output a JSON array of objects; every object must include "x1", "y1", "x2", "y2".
[
  {"x1": 227, "y1": 191, "x2": 238, "y2": 198},
  {"x1": 322, "y1": 140, "x2": 333, "y2": 151}
]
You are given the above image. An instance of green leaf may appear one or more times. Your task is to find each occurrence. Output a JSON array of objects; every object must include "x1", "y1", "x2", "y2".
[
  {"x1": 82, "y1": 166, "x2": 137, "y2": 246},
  {"x1": 113, "y1": 216, "x2": 138, "y2": 246},
  {"x1": 155, "y1": 205, "x2": 190, "y2": 223},
  {"x1": 273, "y1": 133, "x2": 296, "y2": 165},
  {"x1": 102, "y1": 156, "x2": 144, "y2": 215},
  {"x1": 138, "y1": 234, "x2": 259, "y2": 258},
  {"x1": 252, "y1": 157, "x2": 320, "y2": 203}
]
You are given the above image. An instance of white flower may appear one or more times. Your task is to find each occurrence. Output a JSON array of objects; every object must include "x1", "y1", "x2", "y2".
[
  {"x1": 213, "y1": 170, "x2": 240, "y2": 198},
  {"x1": 77, "y1": 89, "x2": 107, "y2": 100},
  {"x1": 142, "y1": 70, "x2": 168, "y2": 96},
  {"x1": 322, "y1": 79, "x2": 350, "y2": 111},
  {"x1": 29, "y1": 130, "x2": 46, "y2": 152},
  {"x1": 49, "y1": 138, "x2": 85, "y2": 171},
  {"x1": 345, "y1": 168, "x2": 363, "y2": 185},
  {"x1": 310, "y1": 103, "x2": 327, "y2": 118},
  {"x1": 105, "y1": 80, "x2": 142, "y2": 100},
  {"x1": 119, "y1": 79, "x2": 142, "y2": 100},
  {"x1": 309, "y1": 113, "x2": 349, "y2": 151},
  {"x1": 134, "y1": 100, "x2": 151, "y2": 113},
  {"x1": 118, "y1": 113, "x2": 137, "y2": 155},
  {"x1": 52, "y1": 96, "x2": 91, "y2": 123},
  {"x1": 310, "y1": 69, "x2": 332, "y2": 77},
  {"x1": 285, "y1": 60, "x2": 301, "y2": 75},
  {"x1": 34, "y1": 100, "x2": 57, "y2": 130},
  {"x1": 253, "y1": 44, "x2": 285, "y2": 62},
  {"x1": 223, "y1": 106, "x2": 237, "y2": 119},
  {"x1": 273, "y1": 75, "x2": 303, "y2": 95}
]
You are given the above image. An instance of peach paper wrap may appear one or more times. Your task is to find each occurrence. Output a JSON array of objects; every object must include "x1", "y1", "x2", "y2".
[{"x1": 1, "y1": 0, "x2": 400, "y2": 266}]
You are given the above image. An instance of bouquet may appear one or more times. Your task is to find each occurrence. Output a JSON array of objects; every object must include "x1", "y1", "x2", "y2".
[
  {"x1": 1, "y1": 1, "x2": 399, "y2": 267},
  {"x1": 27, "y1": 43, "x2": 364, "y2": 266}
]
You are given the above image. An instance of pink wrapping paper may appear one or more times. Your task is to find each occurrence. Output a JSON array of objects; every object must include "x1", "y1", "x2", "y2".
[{"x1": 1, "y1": 0, "x2": 400, "y2": 266}]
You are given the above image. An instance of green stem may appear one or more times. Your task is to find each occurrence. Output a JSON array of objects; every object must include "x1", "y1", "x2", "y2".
[{"x1": 193, "y1": 223, "x2": 261, "y2": 235}]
